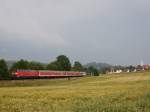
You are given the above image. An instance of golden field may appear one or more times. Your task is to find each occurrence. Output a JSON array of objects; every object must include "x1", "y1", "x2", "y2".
[{"x1": 0, "y1": 72, "x2": 150, "y2": 112}]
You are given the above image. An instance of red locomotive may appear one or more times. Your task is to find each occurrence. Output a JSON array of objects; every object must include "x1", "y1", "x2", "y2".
[{"x1": 12, "y1": 70, "x2": 86, "y2": 79}]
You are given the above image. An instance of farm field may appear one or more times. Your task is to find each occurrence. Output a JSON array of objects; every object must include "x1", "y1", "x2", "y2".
[{"x1": 0, "y1": 72, "x2": 150, "y2": 112}]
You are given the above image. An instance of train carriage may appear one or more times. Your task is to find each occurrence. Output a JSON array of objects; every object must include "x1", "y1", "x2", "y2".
[{"x1": 12, "y1": 70, "x2": 86, "y2": 79}]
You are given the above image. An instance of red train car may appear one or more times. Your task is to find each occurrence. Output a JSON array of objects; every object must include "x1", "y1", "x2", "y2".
[{"x1": 12, "y1": 70, "x2": 86, "y2": 79}]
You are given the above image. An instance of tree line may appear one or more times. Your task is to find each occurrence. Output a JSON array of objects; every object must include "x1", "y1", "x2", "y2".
[{"x1": 0, "y1": 55, "x2": 99, "y2": 80}]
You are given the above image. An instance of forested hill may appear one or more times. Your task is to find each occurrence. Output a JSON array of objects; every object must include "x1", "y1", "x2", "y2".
[{"x1": 85, "y1": 62, "x2": 112, "y2": 70}]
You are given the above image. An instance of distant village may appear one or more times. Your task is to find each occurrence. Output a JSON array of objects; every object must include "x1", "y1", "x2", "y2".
[{"x1": 107, "y1": 64, "x2": 150, "y2": 74}]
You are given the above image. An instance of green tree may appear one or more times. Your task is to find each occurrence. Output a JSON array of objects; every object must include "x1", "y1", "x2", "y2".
[
  {"x1": 10, "y1": 59, "x2": 29, "y2": 71},
  {"x1": 47, "y1": 61, "x2": 59, "y2": 70},
  {"x1": 87, "y1": 66, "x2": 99, "y2": 76},
  {"x1": 29, "y1": 61, "x2": 44, "y2": 70},
  {"x1": 72, "y1": 61, "x2": 83, "y2": 71},
  {"x1": 0, "y1": 59, "x2": 10, "y2": 80},
  {"x1": 56, "y1": 55, "x2": 71, "y2": 71}
]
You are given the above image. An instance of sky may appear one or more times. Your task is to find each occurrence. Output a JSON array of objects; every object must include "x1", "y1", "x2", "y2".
[{"x1": 0, "y1": 0, "x2": 150, "y2": 65}]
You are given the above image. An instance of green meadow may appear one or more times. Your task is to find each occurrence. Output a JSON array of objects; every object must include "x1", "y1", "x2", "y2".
[{"x1": 0, "y1": 72, "x2": 150, "y2": 112}]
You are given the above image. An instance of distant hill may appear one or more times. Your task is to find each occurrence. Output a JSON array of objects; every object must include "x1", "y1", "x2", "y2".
[{"x1": 85, "y1": 62, "x2": 112, "y2": 71}]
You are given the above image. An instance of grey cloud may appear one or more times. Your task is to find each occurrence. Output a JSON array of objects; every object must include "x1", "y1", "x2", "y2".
[{"x1": 0, "y1": 0, "x2": 150, "y2": 65}]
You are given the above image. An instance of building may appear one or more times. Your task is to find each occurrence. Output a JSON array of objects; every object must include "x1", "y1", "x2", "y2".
[{"x1": 143, "y1": 65, "x2": 150, "y2": 70}]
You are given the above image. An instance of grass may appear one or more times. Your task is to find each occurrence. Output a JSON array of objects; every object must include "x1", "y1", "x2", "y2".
[{"x1": 0, "y1": 72, "x2": 150, "y2": 112}]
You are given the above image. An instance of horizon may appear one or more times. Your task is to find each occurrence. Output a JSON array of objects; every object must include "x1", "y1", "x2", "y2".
[{"x1": 4, "y1": 58, "x2": 150, "y2": 66}]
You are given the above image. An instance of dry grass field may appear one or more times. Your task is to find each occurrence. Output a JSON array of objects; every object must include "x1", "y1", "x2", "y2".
[{"x1": 0, "y1": 72, "x2": 150, "y2": 112}]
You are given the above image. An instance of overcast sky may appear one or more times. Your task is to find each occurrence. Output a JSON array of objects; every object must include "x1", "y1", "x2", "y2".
[{"x1": 0, "y1": 0, "x2": 150, "y2": 65}]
